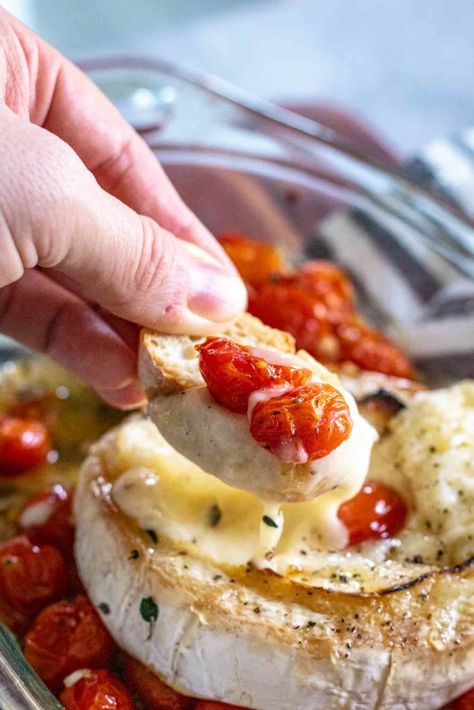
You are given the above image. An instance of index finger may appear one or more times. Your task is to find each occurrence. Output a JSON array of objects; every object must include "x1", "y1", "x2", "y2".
[{"x1": 9, "y1": 12, "x2": 230, "y2": 266}]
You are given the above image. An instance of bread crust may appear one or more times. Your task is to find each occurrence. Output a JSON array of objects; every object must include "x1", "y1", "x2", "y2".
[
  {"x1": 75, "y1": 425, "x2": 474, "y2": 710},
  {"x1": 138, "y1": 314, "x2": 376, "y2": 503},
  {"x1": 139, "y1": 313, "x2": 297, "y2": 399}
]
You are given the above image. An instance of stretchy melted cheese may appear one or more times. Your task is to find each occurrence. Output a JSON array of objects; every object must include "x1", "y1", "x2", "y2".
[
  {"x1": 149, "y1": 362, "x2": 377, "y2": 505},
  {"x1": 107, "y1": 382, "x2": 474, "y2": 594}
]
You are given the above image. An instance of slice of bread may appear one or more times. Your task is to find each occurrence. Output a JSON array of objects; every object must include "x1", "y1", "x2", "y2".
[
  {"x1": 139, "y1": 313, "x2": 302, "y2": 398},
  {"x1": 137, "y1": 314, "x2": 375, "y2": 504}
]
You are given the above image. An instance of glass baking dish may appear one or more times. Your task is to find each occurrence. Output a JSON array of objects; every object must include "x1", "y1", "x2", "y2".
[{"x1": 1, "y1": 56, "x2": 473, "y2": 709}]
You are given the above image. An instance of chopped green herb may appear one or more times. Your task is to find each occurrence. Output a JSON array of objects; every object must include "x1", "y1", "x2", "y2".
[
  {"x1": 208, "y1": 504, "x2": 222, "y2": 527},
  {"x1": 146, "y1": 529, "x2": 158, "y2": 544},
  {"x1": 98, "y1": 602, "x2": 110, "y2": 615},
  {"x1": 140, "y1": 596, "x2": 159, "y2": 640},
  {"x1": 262, "y1": 515, "x2": 278, "y2": 528}
]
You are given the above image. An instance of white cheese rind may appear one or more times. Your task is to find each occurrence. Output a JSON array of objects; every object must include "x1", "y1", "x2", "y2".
[{"x1": 74, "y1": 433, "x2": 474, "y2": 710}]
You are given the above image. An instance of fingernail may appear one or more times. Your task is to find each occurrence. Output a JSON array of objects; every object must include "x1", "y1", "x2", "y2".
[{"x1": 187, "y1": 255, "x2": 247, "y2": 322}]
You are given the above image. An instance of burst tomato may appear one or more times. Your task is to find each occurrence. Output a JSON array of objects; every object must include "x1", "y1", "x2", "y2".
[
  {"x1": 197, "y1": 337, "x2": 311, "y2": 414},
  {"x1": 18, "y1": 484, "x2": 74, "y2": 555},
  {"x1": 219, "y1": 232, "x2": 287, "y2": 285},
  {"x1": 455, "y1": 687, "x2": 474, "y2": 709},
  {"x1": 0, "y1": 535, "x2": 67, "y2": 619},
  {"x1": 123, "y1": 655, "x2": 194, "y2": 709},
  {"x1": 248, "y1": 277, "x2": 337, "y2": 358},
  {"x1": 338, "y1": 481, "x2": 407, "y2": 546},
  {"x1": 335, "y1": 318, "x2": 415, "y2": 379},
  {"x1": 294, "y1": 261, "x2": 355, "y2": 311},
  {"x1": 249, "y1": 382, "x2": 352, "y2": 463},
  {"x1": 24, "y1": 595, "x2": 115, "y2": 692},
  {"x1": 60, "y1": 669, "x2": 133, "y2": 710},
  {"x1": 0, "y1": 415, "x2": 51, "y2": 474},
  {"x1": 248, "y1": 264, "x2": 415, "y2": 379}
]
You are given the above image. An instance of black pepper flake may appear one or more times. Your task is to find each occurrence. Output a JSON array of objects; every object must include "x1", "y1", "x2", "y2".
[
  {"x1": 129, "y1": 550, "x2": 140, "y2": 560},
  {"x1": 98, "y1": 602, "x2": 110, "y2": 615},
  {"x1": 140, "y1": 596, "x2": 159, "y2": 640},
  {"x1": 262, "y1": 515, "x2": 279, "y2": 528},
  {"x1": 254, "y1": 607, "x2": 261, "y2": 614},
  {"x1": 146, "y1": 529, "x2": 158, "y2": 544},
  {"x1": 208, "y1": 504, "x2": 222, "y2": 527},
  {"x1": 306, "y1": 620, "x2": 317, "y2": 628}
]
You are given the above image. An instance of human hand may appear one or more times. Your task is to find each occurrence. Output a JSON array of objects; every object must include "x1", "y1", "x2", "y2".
[{"x1": 0, "y1": 8, "x2": 247, "y2": 408}]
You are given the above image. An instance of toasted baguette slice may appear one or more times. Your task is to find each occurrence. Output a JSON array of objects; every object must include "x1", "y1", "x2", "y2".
[
  {"x1": 74, "y1": 421, "x2": 474, "y2": 710},
  {"x1": 140, "y1": 313, "x2": 310, "y2": 397},
  {"x1": 138, "y1": 314, "x2": 376, "y2": 504}
]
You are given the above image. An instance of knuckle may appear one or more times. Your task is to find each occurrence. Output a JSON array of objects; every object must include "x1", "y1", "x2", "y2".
[{"x1": 0, "y1": 120, "x2": 92, "y2": 268}]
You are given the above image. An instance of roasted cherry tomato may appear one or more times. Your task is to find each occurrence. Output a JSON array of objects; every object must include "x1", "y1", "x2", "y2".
[
  {"x1": 338, "y1": 481, "x2": 407, "y2": 546},
  {"x1": 249, "y1": 382, "x2": 352, "y2": 463},
  {"x1": 293, "y1": 261, "x2": 355, "y2": 312},
  {"x1": 195, "y1": 702, "x2": 244, "y2": 710},
  {"x1": 18, "y1": 484, "x2": 74, "y2": 555},
  {"x1": 249, "y1": 277, "x2": 337, "y2": 357},
  {"x1": 248, "y1": 264, "x2": 415, "y2": 379},
  {"x1": 0, "y1": 415, "x2": 51, "y2": 474},
  {"x1": 454, "y1": 687, "x2": 474, "y2": 710},
  {"x1": 60, "y1": 669, "x2": 133, "y2": 710},
  {"x1": 219, "y1": 232, "x2": 287, "y2": 285},
  {"x1": 123, "y1": 655, "x2": 194, "y2": 710},
  {"x1": 24, "y1": 595, "x2": 115, "y2": 692},
  {"x1": 335, "y1": 318, "x2": 416, "y2": 379},
  {"x1": 0, "y1": 535, "x2": 67, "y2": 618},
  {"x1": 197, "y1": 337, "x2": 311, "y2": 414}
]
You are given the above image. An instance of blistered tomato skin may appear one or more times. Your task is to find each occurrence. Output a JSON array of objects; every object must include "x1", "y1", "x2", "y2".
[
  {"x1": 0, "y1": 535, "x2": 67, "y2": 618},
  {"x1": 24, "y1": 595, "x2": 115, "y2": 692},
  {"x1": 454, "y1": 687, "x2": 474, "y2": 710},
  {"x1": 246, "y1": 261, "x2": 415, "y2": 379},
  {"x1": 124, "y1": 655, "x2": 194, "y2": 710},
  {"x1": 336, "y1": 318, "x2": 416, "y2": 380},
  {"x1": 219, "y1": 232, "x2": 287, "y2": 285},
  {"x1": 294, "y1": 261, "x2": 355, "y2": 312},
  {"x1": 338, "y1": 481, "x2": 407, "y2": 546},
  {"x1": 249, "y1": 382, "x2": 353, "y2": 463},
  {"x1": 18, "y1": 484, "x2": 75, "y2": 556},
  {"x1": 0, "y1": 416, "x2": 51, "y2": 474},
  {"x1": 197, "y1": 337, "x2": 311, "y2": 414},
  {"x1": 60, "y1": 669, "x2": 133, "y2": 710}
]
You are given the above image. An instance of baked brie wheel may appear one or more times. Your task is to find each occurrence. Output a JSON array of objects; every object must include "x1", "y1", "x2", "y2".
[
  {"x1": 74, "y1": 312, "x2": 474, "y2": 709},
  {"x1": 75, "y1": 420, "x2": 474, "y2": 710}
]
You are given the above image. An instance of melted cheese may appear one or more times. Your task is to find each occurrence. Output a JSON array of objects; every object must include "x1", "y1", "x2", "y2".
[{"x1": 110, "y1": 416, "x2": 369, "y2": 576}]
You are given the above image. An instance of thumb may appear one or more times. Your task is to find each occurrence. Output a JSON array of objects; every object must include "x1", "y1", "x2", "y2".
[{"x1": 0, "y1": 108, "x2": 247, "y2": 334}]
